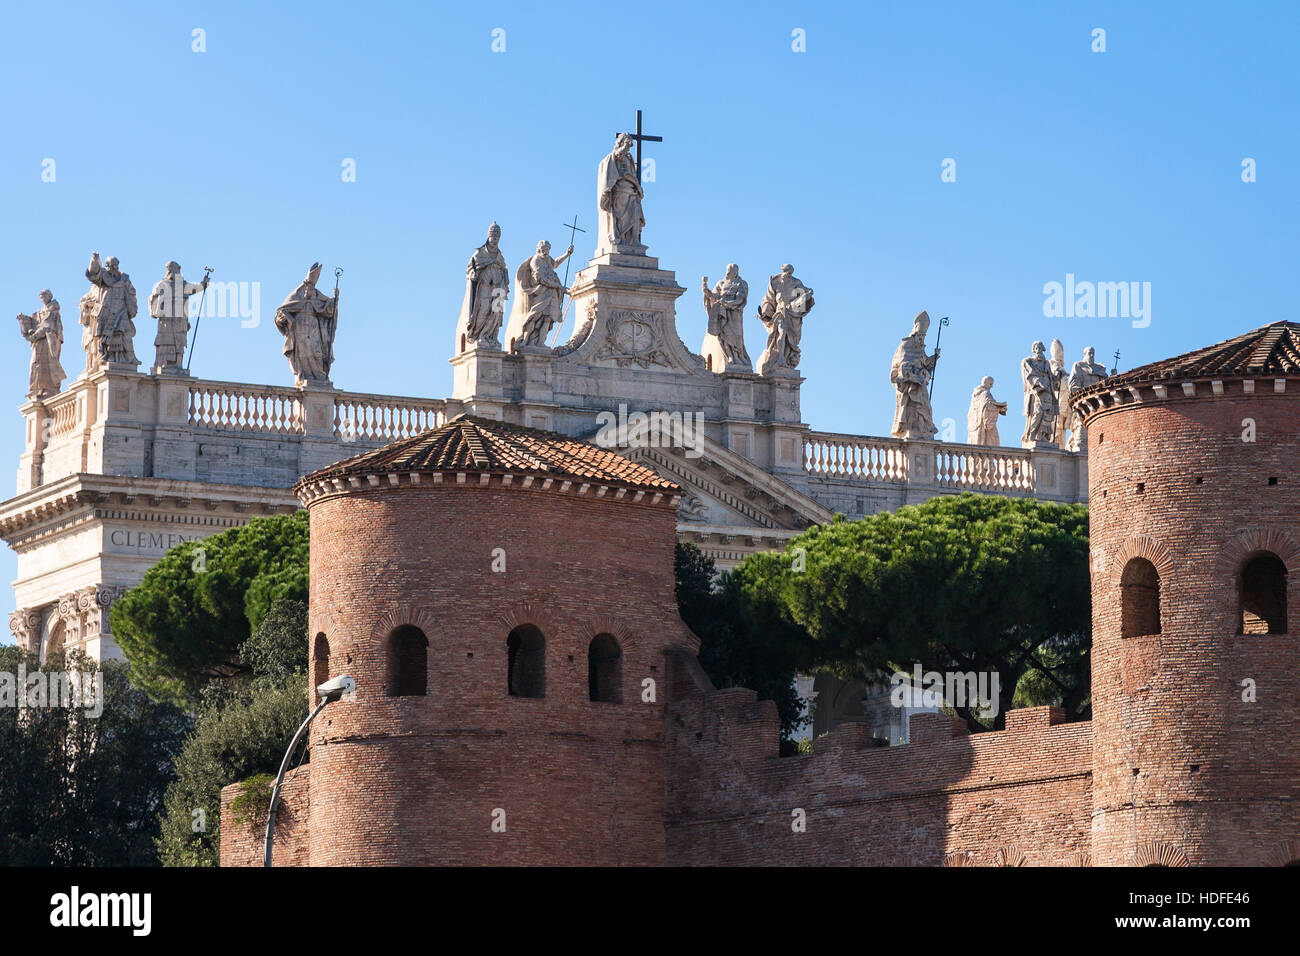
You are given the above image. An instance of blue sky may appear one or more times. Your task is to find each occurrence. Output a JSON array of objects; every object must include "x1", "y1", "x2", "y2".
[{"x1": 2, "y1": 1, "x2": 1298, "y2": 620}]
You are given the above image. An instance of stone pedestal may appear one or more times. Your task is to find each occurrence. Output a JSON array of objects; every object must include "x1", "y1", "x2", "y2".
[
  {"x1": 16, "y1": 398, "x2": 48, "y2": 494},
  {"x1": 450, "y1": 341, "x2": 505, "y2": 403},
  {"x1": 563, "y1": 253, "x2": 696, "y2": 373}
]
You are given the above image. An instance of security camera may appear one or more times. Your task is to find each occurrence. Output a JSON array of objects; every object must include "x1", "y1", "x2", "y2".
[{"x1": 317, "y1": 674, "x2": 356, "y2": 702}]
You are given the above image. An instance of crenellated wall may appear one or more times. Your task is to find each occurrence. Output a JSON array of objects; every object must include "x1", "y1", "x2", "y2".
[{"x1": 664, "y1": 688, "x2": 1093, "y2": 866}]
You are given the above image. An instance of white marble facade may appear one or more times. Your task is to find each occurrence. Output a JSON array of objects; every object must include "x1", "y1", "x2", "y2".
[{"x1": 3, "y1": 141, "x2": 1089, "y2": 664}]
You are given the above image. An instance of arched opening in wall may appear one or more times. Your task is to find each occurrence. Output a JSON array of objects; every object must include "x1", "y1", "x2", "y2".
[
  {"x1": 1120, "y1": 557, "x2": 1161, "y2": 638},
  {"x1": 1239, "y1": 551, "x2": 1287, "y2": 635},
  {"x1": 587, "y1": 634, "x2": 622, "y2": 703},
  {"x1": 387, "y1": 626, "x2": 428, "y2": 697},
  {"x1": 313, "y1": 633, "x2": 330, "y2": 692},
  {"x1": 43, "y1": 620, "x2": 65, "y2": 665},
  {"x1": 506, "y1": 625, "x2": 545, "y2": 698}
]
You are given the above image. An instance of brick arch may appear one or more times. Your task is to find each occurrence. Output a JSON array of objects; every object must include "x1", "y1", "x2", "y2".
[
  {"x1": 496, "y1": 601, "x2": 563, "y2": 641},
  {"x1": 1133, "y1": 841, "x2": 1190, "y2": 867},
  {"x1": 1064, "y1": 851, "x2": 1092, "y2": 867},
  {"x1": 1268, "y1": 837, "x2": 1300, "y2": 867},
  {"x1": 1216, "y1": 528, "x2": 1300, "y2": 577},
  {"x1": 368, "y1": 605, "x2": 441, "y2": 645},
  {"x1": 1111, "y1": 534, "x2": 1176, "y2": 584},
  {"x1": 992, "y1": 846, "x2": 1027, "y2": 867},
  {"x1": 941, "y1": 851, "x2": 973, "y2": 867},
  {"x1": 579, "y1": 615, "x2": 638, "y2": 652}
]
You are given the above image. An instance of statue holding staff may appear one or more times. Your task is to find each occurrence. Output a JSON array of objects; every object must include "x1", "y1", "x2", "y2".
[
  {"x1": 274, "y1": 262, "x2": 339, "y2": 386},
  {"x1": 890, "y1": 310, "x2": 941, "y2": 439}
]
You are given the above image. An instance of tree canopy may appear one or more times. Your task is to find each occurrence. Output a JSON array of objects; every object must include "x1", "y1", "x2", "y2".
[
  {"x1": 732, "y1": 493, "x2": 1091, "y2": 730},
  {"x1": 155, "y1": 599, "x2": 310, "y2": 867},
  {"x1": 0, "y1": 647, "x2": 191, "y2": 865},
  {"x1": 110, "y1": 511, "x2": 308, "y2": 706},
  {"x1": 675, "y1": 543, "x2": 809, "y2": 741}
]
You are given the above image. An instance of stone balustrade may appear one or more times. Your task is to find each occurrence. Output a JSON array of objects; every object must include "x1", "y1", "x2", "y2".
[
  {"x1": 803, "y1": 430, "x2": 1083, "y2": 506},
  {"x1": 188, "y1": 380, "x2": 304, "y2": 435},
  {"x1": 803, "y1": 431, "x2": 908, "y2": 481},
  {"x1": 333, "y1": 392, "x2": 449, "y2": 443}
]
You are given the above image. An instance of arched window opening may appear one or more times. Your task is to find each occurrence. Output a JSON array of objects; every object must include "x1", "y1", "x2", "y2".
[
  {"x1": 507, "y1": 625, "x2": 545, "y2": 698},
  {"x1": 1240, "y1": 552, "x2": 1287, "y2": 635},
  {"x1": 388, "y1": 625, "x2": 428, "y2": 697},
  {"x1": 588, "y1": 634, "x2": 622, "y2": 703},
  {"x1": 313, "y1": 633, "x2": 330, "y2": 692},
  {"x1": 1121, "y1": 557, "x2": 1161, "y2": 638}
]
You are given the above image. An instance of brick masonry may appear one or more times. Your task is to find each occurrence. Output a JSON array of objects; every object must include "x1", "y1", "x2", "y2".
[{"x1": 222, "y1": 377, "x2": 1300, "y2": 866}]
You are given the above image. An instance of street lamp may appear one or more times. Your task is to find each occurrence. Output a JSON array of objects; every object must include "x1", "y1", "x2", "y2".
[{"x1": 263, "y1": 674, "x2": 356, "y2": 867}]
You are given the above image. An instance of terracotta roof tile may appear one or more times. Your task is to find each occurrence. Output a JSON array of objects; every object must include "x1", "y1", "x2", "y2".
[
  {"x1": 297, "y1": 414, "x2": 679, "y2": 493},
  {"x1": 1075, "y1": 321, "x2": 1300, "y2": 400}
]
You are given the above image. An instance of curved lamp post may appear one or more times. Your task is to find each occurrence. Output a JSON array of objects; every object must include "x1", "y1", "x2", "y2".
[{"x1": 264, "y1": 674, "x2": 356, "y2": 867}]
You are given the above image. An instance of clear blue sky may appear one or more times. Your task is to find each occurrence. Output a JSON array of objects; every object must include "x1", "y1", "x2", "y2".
[{"x1": 2, "y1": 1, "x2": 1297, "y2": 622}]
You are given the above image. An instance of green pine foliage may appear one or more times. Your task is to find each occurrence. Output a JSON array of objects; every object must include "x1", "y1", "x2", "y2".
[
  {"x1": 109, "y1": 511, "x2": 309, "y2": 706},
  {"x1": 154, "y1": 598, "x2": 309, "y2": 867},
  {"x1": 732, "y1": 493, "x2": 1091, "y2": 731}
]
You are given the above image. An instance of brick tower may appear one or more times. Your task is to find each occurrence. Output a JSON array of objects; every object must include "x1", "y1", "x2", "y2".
[
  {"x1": 291, "y1": 414, "x2": 697, "y2": 865},
  {"x1": 1073, "y1": 322, "x2": 1300, "y2": 866}
]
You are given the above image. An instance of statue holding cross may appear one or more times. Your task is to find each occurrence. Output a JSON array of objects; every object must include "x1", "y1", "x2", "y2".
[{"x1": 596, "y1": 111, "x2": 661, "y2": 255}]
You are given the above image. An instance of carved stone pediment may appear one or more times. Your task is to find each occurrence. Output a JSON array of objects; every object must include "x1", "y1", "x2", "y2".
[{"x1": 619, "y1": 434, "x2": 832, "y2": 538}]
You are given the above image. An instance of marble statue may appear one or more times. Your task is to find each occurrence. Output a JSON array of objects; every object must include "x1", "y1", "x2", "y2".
[
  {"x1": 457, "y1": 222, "x2": 510, "y2": 348},
  {"x1": 274, "y1": 263, "x2": 338, "y2": 386},
  {"x1": 16, "y1": 290, "x2": 66, "y2": 400},
  {"x1": 1021, "y1": 340, "x2": 1059, "y2": 446},
  {"x1": 700, "y1": 264, "x2": 751, "y2": 371},
  {"x1": 1049, "y1": 338, "x2": 1072, "y2": 446},
  {"x1": 79, "y1": 253, "x2": 138, "y2": 370},
  {"x1": 149, "y1": 261, "x2": 208, "y2": 374},
  {"x1": 966, "y1": 376, "x2": 1007, "y2": 446},
  {"x1": 1067, "y1": 346, "x2": 1109, "y2": 451},
  {"x1": 889, "y1": 310, "x2": 940, "y2": 439},
  {"x1": 597, "y1": 133, "x2": 645, "y2": 253},
  {"x1": 757, "y1": 264, "x2": 814, "y2": 376},
  {"x1": 507, "y1": 241, "x2": 573, "y2": 350}
]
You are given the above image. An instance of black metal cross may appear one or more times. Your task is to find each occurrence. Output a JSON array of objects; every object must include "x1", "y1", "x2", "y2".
[
  {"x1": 561, "y1": 214, "x2": 586, "y2": 249},
  {"x1": 1112, "y1": 348, "x2": 1121, "y2": 375},
  {"x1": 559, "y1": 215, "x2": 585, "y2": 287},
  {"x1": 623, "y1": 109, "x2": 662, "y2": 184}
]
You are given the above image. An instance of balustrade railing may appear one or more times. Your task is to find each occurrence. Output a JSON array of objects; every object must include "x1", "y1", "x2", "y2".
[
  {"x1": 188, "y1": 382, "x2": 303, "y2": 435},
  {"x1": 332, "y1": 394, "x2": 448, "y2": 443},
  {"x1": 933, "y1": 444, "x2": 1034, "y2": 491},
  {"x1": 805, "y1": 431, "x2": 1042, "y2": 493},
  {"x1": 804, "y1": 432, "x2": 908, "y2": 481}
]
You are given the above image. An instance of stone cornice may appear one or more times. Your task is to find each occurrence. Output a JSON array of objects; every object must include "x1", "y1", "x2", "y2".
[{"x1": 0, "y1": 473, "x2": 298, "y2": 543}]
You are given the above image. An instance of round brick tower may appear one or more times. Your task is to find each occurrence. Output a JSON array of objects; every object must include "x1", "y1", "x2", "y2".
[
  {"x1": 1073, "y1": 322, "x2": 1300, "y2": 867},
  {"x1": 293, "y1": 414, "x2": 698, "y2": 866}
]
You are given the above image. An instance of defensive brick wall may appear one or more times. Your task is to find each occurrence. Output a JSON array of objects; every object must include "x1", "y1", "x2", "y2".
[{"x1": 665, "y1": 681, "x2": 1094, "y2": 866}]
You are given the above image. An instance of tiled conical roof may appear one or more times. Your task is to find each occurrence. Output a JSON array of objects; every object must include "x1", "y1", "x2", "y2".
[
  {"x1": 296, "y1": 414, "x2": 679, "y2": 493},
  {"x1": 1075, "y1": 321, "x2": 1300, "y2": 400}
]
